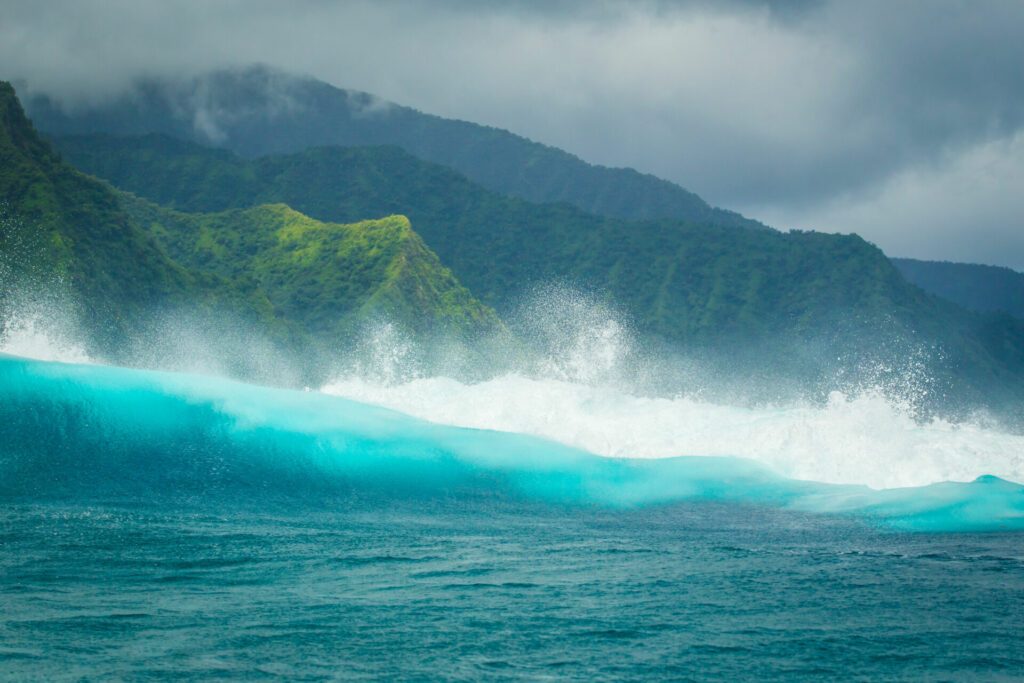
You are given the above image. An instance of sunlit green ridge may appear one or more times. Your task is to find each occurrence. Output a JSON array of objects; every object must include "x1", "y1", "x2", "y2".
[
  {"x1": 125, "y1": 199, "x2": 499, "y2": 340},
  {"x1": 0, "y1": 82, "x2": 498, "y2": 370}
]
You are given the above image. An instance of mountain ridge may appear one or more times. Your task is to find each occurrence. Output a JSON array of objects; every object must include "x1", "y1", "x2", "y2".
[
  {"x1": 0, "y1": 82, "x2": 497, "y2": 379},
  {"x1": 893, "y1": 258, "x2": 1024, "y2": 320},
  {"x1": 24, "y1": 65, "x2": 765, "y2": 229},
  {"x1": 48, "y1": 129, "x2": 1024, "y2": 415},
  {"x1": 121, "y1": 197, "x2": 500, "y2": 342}
]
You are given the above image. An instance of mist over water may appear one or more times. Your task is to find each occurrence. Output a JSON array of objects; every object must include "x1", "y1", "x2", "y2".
[
  {"x1": 322, "y1": 287, "x2": 1024, "y2": 491},
  {"x1": 3, "y1": 283, "x2": 1023, "y2": 495},
  {"x1": 0, "y1": 309, "x2": 90, "y2": 364},
  {"x1": 4, "y1": 284, "x2": 1024, "y2": 680}
]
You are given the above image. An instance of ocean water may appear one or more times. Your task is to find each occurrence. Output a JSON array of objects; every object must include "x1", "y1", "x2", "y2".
[
  {"x1": 2, "y1": 353, "x2": 1024, "y2": 679},
  {"x1": 5, "y1": 500, "x2": 1024, "y2": 681}
]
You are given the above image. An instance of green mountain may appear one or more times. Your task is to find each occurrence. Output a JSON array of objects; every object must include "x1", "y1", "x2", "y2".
[
  {"x1": 24, "y1": 65, "x2": 762, "y2": 229},
  {"x1": 0, "y1": 83, "x2": 497, "y2": 377},
  {"x1": 51, "y1": 131, "x2": 1024, "y2": 412},
  {"x1": 0, "y1": 81, "x2": 266, "y2": 354},
  {"x1": 123, "y1": 199, "x2": 498, "y2": 342},
  {"x1": 893, "y1": 258, "x2": 1024, "y2": 320}
]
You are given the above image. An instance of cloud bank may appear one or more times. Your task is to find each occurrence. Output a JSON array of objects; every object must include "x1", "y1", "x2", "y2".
[{"x1": 2, "y1": 0, "x2": 1022, "y2": 268}]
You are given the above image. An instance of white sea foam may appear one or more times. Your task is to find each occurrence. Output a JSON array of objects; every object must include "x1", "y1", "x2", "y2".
[
  {"x1": 322, "y1": 287, "x2": 1024, "y2": 491},
  {"x1": 2, "y1": 274, "x2": 1021, "y2": 492},
  {"x1": 321, "y1": 374, "x2": 1024, "y2": 490}
]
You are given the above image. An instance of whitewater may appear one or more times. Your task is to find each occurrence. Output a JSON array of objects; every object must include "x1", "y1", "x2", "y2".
[
  {"x1": 5, "y1": 299, "x2": 1024, "y2": 498},
  {"x1": 2, "y1": 319, "x2": 1024, "y2": 530},
  {"x1": 324, "y1": 374, "x2": 1024, "y2": 490},
  {"x1": 320, "y1": 299, "x2": 1024, "y2": 492},
  {"x1": 4, "y1": 309, "x2": 1024, "y2": 680}
]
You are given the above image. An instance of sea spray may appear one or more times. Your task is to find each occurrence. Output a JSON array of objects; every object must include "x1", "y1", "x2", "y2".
[
  {"x1": 321, "y1": 375, "x2": 1024, "y2": 490},
  {"x1": 0, "y1": 311, "x2": 92, "y2": 364},
  {"x1": 322, "y1": 288, "x2": 1024, "y2": 491},
  {"x1": 3, "y1": 354, "x2": 1023, "y2": 532},
  {"x1": 3, "y1": 282, "x2": 1022, "y2": 496},
  {"x1": 0, "y1": 205, "x2": 93, "y2": 364},
  {"x1": 508, "y1": 283, "x2": 638, "y2": 386}
]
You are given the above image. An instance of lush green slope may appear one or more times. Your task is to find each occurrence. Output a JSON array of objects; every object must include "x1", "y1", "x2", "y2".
[
  {"x1": 0, "y1": 83, "x2": 497, "y2": 375},
  {"x1": 893, "y1": 258, "x2": 1024, "y2": 320},
  {"x1": 124, "y1": 200, "x2": 499, "y2": 342},
  {"x1": 52, "y1": 131, "x2": 1024, "y2": 409},
  {"x1": 0, "y1": 81, "x2": 275, "y2": 355},
  {"x1": 25, "y1": 65, "x2": 762, "y2": 228},
  {"x1": 43, "y1": 133, "x2": 953, "y2": 337}
]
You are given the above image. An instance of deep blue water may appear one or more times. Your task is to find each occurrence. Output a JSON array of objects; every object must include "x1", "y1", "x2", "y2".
[
  {"x1": 2, "y1": 355, "x2": 1024, "y2": 680},
  {"x1": 4, "y1": 500, "x2": 1024, "y2": 680}
]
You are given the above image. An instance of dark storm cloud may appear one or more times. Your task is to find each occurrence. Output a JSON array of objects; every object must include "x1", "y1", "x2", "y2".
[{"x1": 1, "y1": 0, "x2": 1022, "y2": 268}]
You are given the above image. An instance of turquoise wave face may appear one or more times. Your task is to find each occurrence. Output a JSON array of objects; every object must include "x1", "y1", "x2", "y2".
[{"x1": 1, "y1": 354, "x2": 1022, "y2": 532}]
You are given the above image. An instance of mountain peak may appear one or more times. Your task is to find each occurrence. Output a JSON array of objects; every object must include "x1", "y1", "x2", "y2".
[{"x1": 0, "y1": 81, "x2": 53, "y2": 162}]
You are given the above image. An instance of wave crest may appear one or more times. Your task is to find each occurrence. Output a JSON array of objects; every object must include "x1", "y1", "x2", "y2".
[{"x1": 2, "y1": 354, "x2": 1023, "y2": 532}]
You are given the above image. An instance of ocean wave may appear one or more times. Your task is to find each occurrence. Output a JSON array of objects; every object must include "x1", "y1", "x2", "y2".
[
  {"x1": 322, "y1": 374, "x2": 1024, "y2": 490},
  {"x1": 1, "y1": 354, "x2": 1022, "y2": 532}
]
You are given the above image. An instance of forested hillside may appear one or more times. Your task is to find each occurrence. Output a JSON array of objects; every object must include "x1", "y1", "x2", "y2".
[
  {"x1": 26, "y1": 66, "x2": 761, "y2": 228},
  {"x1": 0, "y1": 82, "x2": 271, "y2": 353},
  {"x1": 893, "y1": 258, "x2": 1024, "y2": 320},
  {"x1": 124, "y1": 199, "x2": 499, "y2": 342},
  {"x1": 53, "y1": 131, "x2": 1024, "y2": 411},
  {"x1": 0, "y1": 83, "x2": 497, "y2": 376}
]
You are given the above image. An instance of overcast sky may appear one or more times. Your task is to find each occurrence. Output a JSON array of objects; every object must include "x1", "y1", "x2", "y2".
[{"x1": 3, "y1": 0, "x2": 1023, "y2": 269}]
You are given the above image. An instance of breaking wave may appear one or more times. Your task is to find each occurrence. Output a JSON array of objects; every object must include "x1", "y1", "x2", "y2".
[
  {"x1": 322, "y1": 287, "x2": 1024, "y2": 491},
  {"x1": 323, "y1": 375, "x2": 1024, "y2": 490},
  {"x1": 2, "y1": 286, "x2": 1023, "y2": 532},
  {"x1": 2, "y1": 353, "x2": 1022, "y2": 532}
]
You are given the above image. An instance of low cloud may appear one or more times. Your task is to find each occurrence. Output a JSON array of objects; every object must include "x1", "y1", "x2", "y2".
[
  {"x1": 1, "y1": 0, "x2": 1022, "y2": 268},
  {"x1": 757, "y1": 131, "x2": 1024, "y2": 271}
]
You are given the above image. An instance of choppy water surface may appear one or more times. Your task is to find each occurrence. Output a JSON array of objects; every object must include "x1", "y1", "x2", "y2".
[{"x1": 3, "y1": 501, "x2": 1024, "y2": 680}]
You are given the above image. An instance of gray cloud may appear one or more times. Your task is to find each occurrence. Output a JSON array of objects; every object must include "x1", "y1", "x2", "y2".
[
  {"x1": 755, "y1": 130, "x2": 1024, "y2": 271},
  {"x1": 1, "y1": 0, "x2": 1022, "y2": 268}
]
